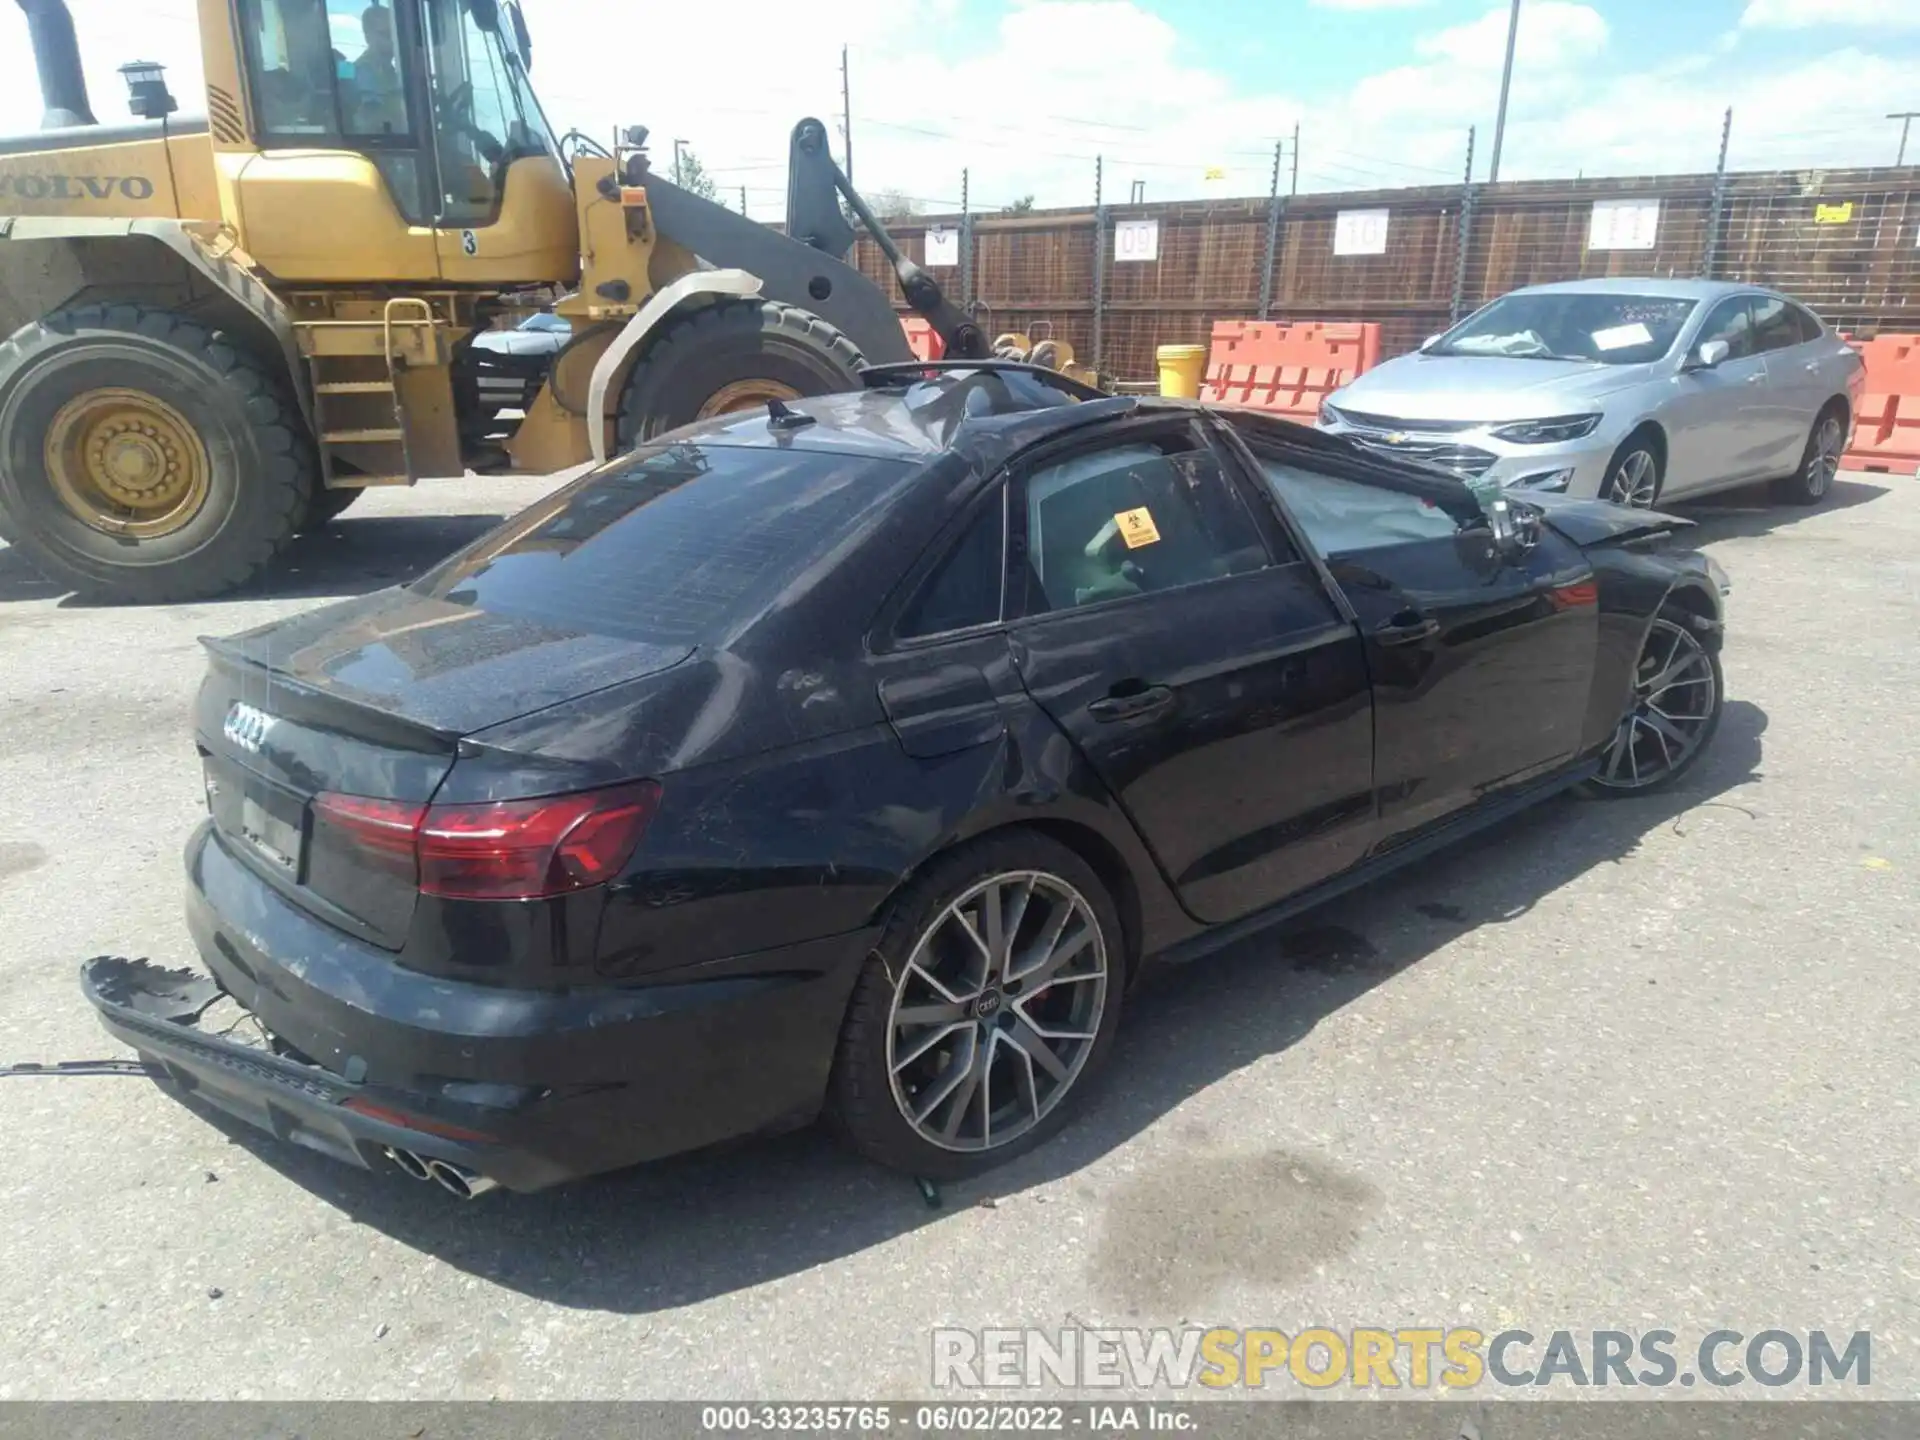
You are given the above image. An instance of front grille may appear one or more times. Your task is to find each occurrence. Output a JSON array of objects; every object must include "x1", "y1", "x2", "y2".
[
  {"x1": 1352, "y1": 438, "x2": 1499, "y2": 478},
  {"x1": 1331, "y1": 407, "x2": 1481, "y2": 436}
]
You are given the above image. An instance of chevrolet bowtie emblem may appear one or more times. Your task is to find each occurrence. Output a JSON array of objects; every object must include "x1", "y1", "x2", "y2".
[{"x1": 1385, "y1": 432, "x2": 1408, "y2": 444}]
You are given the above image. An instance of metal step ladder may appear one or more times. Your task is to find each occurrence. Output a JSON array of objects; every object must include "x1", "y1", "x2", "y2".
[{"x1": 295, "y1": 299, "x2": 439, "y2": 489}]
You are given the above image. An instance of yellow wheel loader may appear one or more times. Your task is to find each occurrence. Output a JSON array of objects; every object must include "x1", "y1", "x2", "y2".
[{"x1": 0, "y1": 0, "x2": 986, "y2": 601}]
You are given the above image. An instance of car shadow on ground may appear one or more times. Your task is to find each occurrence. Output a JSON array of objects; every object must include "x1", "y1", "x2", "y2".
[
  {"x1": 0, "y1": 511, "x2": 507, "y2": 610},
  {"x1": 195, "y1": 699, "x2": 1769, "y2": 1315},
  {"x1": 1671, "y1": 475, "x2": 1888, "y2": 542}
]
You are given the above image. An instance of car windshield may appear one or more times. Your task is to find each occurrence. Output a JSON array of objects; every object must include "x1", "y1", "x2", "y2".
[
  {"x1": 411, "y1": 441, "x2": 916, "y2": 644},
  {"x1": 1433, "y1": 292, "x2": 1698, "y2": 365}
]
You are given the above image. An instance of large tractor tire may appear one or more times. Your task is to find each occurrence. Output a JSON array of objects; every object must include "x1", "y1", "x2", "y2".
[
  {"x1": 0, "y1": 305, "x2": 314, "y2": 603},
  {"x1": 614, "y1": 299, "x2": 865, "y2": 450},
  {"x1": 300, "y1": 484, "x2": 364, "y2": 530}
]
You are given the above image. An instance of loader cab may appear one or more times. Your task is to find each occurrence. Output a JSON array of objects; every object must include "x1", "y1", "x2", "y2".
[{"x1": 223, "y1": 0, "x2": 576, "y2": 282}]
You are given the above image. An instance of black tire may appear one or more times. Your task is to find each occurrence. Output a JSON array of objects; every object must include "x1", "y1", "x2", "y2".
[
  {"x1": 827, "y1": 830, "x2": 1126, "y2": 1180},
  {"x1": 1581, "y1": 601, "x2": 1725, "y2": 798},
  {"x1": 300, "y1": 485, "x2": 364, "y2": 530},
  {"x1": 614, "y1": 299, "x2": 865, "y2": 450},
  {"x1": 0, "y1": 305, "x2": 314, "y2": 602},
  {"x1": 1599, "y1": 427, "x2": 1665, "y2": 509},
  {"x1": 1771, "y1": 403, "x2": 1847, "y2": 507}
]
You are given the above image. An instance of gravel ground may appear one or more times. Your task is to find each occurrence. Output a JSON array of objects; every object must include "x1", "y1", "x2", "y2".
[{"x1": 0, "y1": 471, "x2": 1914, "y2": 1402}]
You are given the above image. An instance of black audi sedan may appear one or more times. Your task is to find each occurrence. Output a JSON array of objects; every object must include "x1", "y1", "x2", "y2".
[{"x1": 83, "y1": 363, "x2": 1729, "y2": 1195}]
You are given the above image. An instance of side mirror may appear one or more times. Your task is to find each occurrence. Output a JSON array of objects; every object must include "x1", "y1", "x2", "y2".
[
  {"x1": 1686, "y1": 339, "x2": 1730, "y2": 372},
  {"x1": 1419, "y1": 333, "x2": 1442, "y2": 352}
]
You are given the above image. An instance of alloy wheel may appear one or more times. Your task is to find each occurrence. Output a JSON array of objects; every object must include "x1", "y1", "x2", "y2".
[
  {"x1": 1593, "y1": 617, "x2": 1718, "y2": 790},
  {"x1": 885, "y1": 870, "x2": 1109, "y2": 1154},
  {"x1": 1603, "y1": 449, "x2": 1660, "y2": 508},
  {"x1": 1805, "y1": 415, "x2": 1844, "y2": 498}
]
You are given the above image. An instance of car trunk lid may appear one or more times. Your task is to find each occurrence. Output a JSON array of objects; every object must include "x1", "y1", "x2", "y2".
[{"x1": 195, "y1": 588, "x2": 691, "y2": 948}]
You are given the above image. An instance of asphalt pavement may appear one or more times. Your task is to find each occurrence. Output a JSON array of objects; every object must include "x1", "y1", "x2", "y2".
[{"x1": 0, "y1": 471, "x2": 1914, "y2": 1400}]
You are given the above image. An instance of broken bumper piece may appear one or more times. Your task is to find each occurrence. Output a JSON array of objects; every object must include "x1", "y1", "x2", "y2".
[{"x1": 79, "y1": 955, "x2": 520, "y2": 1197}]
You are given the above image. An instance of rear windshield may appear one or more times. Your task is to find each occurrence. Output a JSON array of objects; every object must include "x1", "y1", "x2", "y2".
[
  {"x1": 412, "y1": 441, "x2": 916, "y2": 643},
  {"x1": 1434, "y1": 292, "x2": 1698, "y2": 365}
]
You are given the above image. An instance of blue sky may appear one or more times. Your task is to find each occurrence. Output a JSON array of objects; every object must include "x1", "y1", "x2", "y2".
[{"x1": 4, "y1": 0, "x2": 1917, "y2": 211}]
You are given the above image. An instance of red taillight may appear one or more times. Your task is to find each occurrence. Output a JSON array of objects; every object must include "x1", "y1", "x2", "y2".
[
  {"x1": 312, "y1": 781, "x2": 661, "y2": 901},
  {"x1": 311, "y1": 792, "x2": 426, "y2": 883}
]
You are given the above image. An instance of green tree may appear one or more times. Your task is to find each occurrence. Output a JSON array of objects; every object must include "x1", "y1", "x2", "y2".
[
  {"x1": 999, "y1": 194, "x2": 1036, "y2": 215},
  {"x1": 674, "y1": 146, "x2": 719, "y2": 202},
  {"x1": 867, "y1": 187, "x2": 921, "y2": 220}
]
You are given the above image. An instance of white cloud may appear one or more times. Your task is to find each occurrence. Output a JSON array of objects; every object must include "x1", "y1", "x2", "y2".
[
  {"x1": 1415, "y1": 1, "x2": 1608, "y2": 69},
  {"x1": 1309, "y1": 0, "x2": 1437, "y2": 9},
  {"x1": 1741, "y1": 0, "x2": 1920, "y2": 30},
  {"x1": 0, "y1": 0, "x2": 1911, "y2": 226}
]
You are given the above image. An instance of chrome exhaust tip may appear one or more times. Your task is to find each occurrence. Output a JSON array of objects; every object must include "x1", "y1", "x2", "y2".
[
  {"x1": 384, "y1": 1146, "x2": 432, "y2": 1181},
  {"x1": 424, "y1": 1158, "x2": 500, "y2": 1200}
]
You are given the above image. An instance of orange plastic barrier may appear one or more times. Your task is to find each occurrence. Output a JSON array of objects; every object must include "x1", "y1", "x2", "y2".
[
  {"x1": 1844, "y1": 334, "x2": 1920, "y2": 477},
  {"x1": 1199, "y1": 321, "x2": 1383, "y2": 423},
  {"x1": 901, "y1": 316, "x2": 946, "y2": 362}
]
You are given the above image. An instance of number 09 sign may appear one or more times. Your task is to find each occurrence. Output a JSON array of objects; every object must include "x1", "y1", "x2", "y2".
[{"x1": 1114, "y1": 218, "x2": 1159, "y2": 263}]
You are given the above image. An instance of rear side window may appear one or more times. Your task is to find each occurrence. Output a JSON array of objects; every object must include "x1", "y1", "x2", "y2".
[
  {"x1": 1791, "y1": 304, "x2": 1825, "y2": 344},
  {"x1": 897, "y1": 490, "x2": 1005, "y2": 639},
  {"x1": 1019, "y1": 438, "x2": 1269, "y2": 614},
  {"x1": 1750, "y1": 296, "x2": 1803, "y2": 354},
  {"x1": 414, "y1": 442, "x2": 915, "y2": 644}
]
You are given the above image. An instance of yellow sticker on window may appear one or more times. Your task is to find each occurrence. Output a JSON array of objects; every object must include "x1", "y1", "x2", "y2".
[{"x1": 1114, "y1": 507, "x2": 1161, "y2": 548}]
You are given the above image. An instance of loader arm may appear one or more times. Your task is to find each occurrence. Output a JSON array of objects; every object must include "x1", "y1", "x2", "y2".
[{"x1": 783, "y1": 118, "x2": 989, "y2": 362}]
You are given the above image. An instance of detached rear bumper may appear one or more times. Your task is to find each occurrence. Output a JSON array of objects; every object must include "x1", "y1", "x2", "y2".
[
  {"x1": 79, "y1": 825, "x2": 873, "y2": 1194},
  {"x1": 81, "y1": 955, "x2": 574, "y2": 1192}
]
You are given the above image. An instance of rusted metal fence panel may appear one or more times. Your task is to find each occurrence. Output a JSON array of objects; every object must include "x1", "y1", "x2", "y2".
[{"x1": 854, "y1": 165, "x2": 1920, "y2": 383}]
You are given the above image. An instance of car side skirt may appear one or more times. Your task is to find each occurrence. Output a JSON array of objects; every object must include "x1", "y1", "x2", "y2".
[{"x1": 1151, "y1": 757, "x2": 1600, "y2": 970}]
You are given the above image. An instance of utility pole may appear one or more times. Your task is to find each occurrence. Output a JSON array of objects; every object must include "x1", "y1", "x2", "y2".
[
  {"x1": 841, "y1": 44, "x2": 854, "y2": 186},
  {"x1": 672, "y1": 138, "x2": 687, "y2": 187},
  {"x1": 1259, "y1": 136, "x2": 1284, "y2": 319},
  {"x1": 1702, "y1": 107, "x2": 1734, "y2": 281},
  {"x1": 1451, "y1": 126, "x2": 1477, "y2": 323},
  {"x1": 1289, "y1": 121, "x2": 1300, "y2": 197},
  {"x1": 1091, "y1": 156, "x2": 1105, "y2": 375},
  {"x1": 1891, "y1": 112, "x2": 1920, "y2": 167},
  {"x1": 1488, "y1": 0, "x2": 1521, "y2": 183}
]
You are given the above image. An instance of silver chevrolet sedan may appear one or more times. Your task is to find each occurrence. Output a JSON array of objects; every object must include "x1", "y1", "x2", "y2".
[{"x1": 1319, "y1": 278, "x2": 1866, "y2": 508}]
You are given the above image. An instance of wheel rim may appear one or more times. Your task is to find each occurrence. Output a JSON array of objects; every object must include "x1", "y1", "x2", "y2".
[
  {"x1": 1807, "y1": 416, "x2": 1844, "y2": 496},
  {"x1": 695, "y1": 378, "x2": 801, "y2": 419},
  {"x1": 886, "y1": 870, "x2": 1109, "y2": 1154},
  {"x1": 43, "y1": 387, "x2": 211, "y2": 538},
  {"x1": 1595, "y1": 616, "x2": 1717, "y2": 790},
  {"x1": 1604, "y1": 449, "x2": 1659, "y2": 508}
]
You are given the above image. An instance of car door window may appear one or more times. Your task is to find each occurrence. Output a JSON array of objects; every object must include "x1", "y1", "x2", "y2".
[
  {"x1": 1750, "y1": 296, "x2": 1803, "y2": 354},
  {"x1": 1018, "y1": 437, "x2": 1269, "y2": 614},
  {"x1": 897, "y1": 488, "x2": 1005, "y2": 639},
  {"x1": 1696, "y1": 297, "x2": 1757, "y2": 359},
  {"x1": 1791, "y1": 305, "x2": 1825, "y2": 344},
  {"x1": 1251, "y1": 454, "x2": 1464, "y2": 558}
]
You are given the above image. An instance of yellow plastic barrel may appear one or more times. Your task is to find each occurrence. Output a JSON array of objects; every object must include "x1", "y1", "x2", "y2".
[{"x1": 1156, "y1": 343, "x2": 1207, "y2": 399}]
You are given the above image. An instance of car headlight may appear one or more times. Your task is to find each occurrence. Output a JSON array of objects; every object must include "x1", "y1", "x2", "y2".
[
  {"x1": 1490, "y1": 413, "x2": 1604, "y2": 444},
  {"x1": 1504, "y1": 468, "x2": 1575, "y2": 492},
  {"x1": 1319, "y1": 400, "x2": 1341, "y2": 427}
]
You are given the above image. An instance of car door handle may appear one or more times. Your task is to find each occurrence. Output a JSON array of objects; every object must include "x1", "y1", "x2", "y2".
[
  {"x1": 1804, "y1": 361, "x2": 1821, "y2": 373},
  {"x1": 1088, "y1": 684, "x2": 1175, "y2": 722},
  {"x1": 1374, "y1": 614, "x2": 1440, "y2": 646}
]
